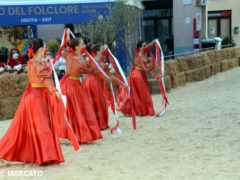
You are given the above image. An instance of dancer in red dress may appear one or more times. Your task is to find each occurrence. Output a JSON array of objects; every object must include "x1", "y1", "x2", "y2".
[
  {"x1": 84, "y1": 44, "x2": 123, "y2": 130},
  {"x1": 60, "y1": 38, "x2": 103, "y2": 143},
  {"x1": 0, "y1": 39, "x2": 66, "y2": 165},
  {"x1": 119, "y1": 40, "x2": 161, "y2": 116}
]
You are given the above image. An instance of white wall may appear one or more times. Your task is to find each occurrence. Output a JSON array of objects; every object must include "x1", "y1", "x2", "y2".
[
  {"x1": 37, "y1": 24, "x2": 65, "y2": 43},
  {"x1": 173, "y1": 0, "x2": 203, "y2": 54},
  {"x1": 208, "y1": 0, "x2": 240, "y2": 46}
]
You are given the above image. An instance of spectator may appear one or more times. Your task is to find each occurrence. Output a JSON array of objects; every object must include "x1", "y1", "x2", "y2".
[
  {"x1": 7, "y1": 48, "x2": 27, "y2": 73},
  {"x1": 54, "y1": 56, "x2": 66, "y2": 80}
]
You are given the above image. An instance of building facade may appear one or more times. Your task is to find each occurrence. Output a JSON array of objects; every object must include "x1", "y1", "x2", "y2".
[
  {"x1": 208, "y1": 0, "x2": 240, "y2": 46},
  {"x1": 142, "y1": 0, "x2": 207, "y2": 57}
]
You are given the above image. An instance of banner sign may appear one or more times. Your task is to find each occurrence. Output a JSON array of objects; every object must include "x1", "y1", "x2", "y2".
[{"x1": 0, "y1": 3, "x2": 113, "y2": 25}]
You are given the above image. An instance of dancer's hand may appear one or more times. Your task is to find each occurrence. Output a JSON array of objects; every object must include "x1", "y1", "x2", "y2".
[
  {"x1": 155, "y1": 74, "x2": 162, "y2": 81},
  {"x1": 55, "y1": 91, "x2": 62, "y2": 99},
  {"x1": 154, "y1": 112, "x2": 160, "y2": 117},
  {"x1": 103, "y1": 44, "x2": 108, "y2": 50}
]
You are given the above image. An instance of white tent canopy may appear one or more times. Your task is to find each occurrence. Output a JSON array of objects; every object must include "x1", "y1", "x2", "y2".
[{"x1": 0, "y1": 0, "x2": 144, "y2": 9}]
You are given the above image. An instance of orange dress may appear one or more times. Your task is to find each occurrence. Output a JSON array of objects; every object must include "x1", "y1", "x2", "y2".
[
  {"x1": 60, "y1": 52, "x2": 103, "y2": 143},
  {"x1": 0, "y1": 60, "x2": 64, "y2": 165},
  {"x1": 119, "y1": 47, "x2": 156, "y2": 116}
]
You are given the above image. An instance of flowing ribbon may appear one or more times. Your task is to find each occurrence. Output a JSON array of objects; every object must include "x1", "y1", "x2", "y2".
[
  {"x1": 107, "y1": 49, "x2": 137, "y2": 130},
  {"x1": 50, "y1": 59, "x2": 80, "y2": 151},
  {"x1": 154, "y1": 39, "x2": 169, "y2": 115},
  {"x1": 85, "y1": 51, "x2": 121, "y2": 134},
  {"x1": 54, "y1": 28, "x2": 121, "y2": 134}
]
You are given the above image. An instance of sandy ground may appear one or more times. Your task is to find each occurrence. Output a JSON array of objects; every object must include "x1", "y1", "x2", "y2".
[{"x1": 0, "y1": 67, "x2": 240, "y2": 180}]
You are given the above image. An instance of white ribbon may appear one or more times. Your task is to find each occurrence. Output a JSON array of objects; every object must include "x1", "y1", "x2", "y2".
[
  {"x1": 155, "y1": 39, "x2": 168, "y2": 116},
  {"x1": 50, "y1": 59, "x2": 80, "y2": 150},
  {"x1": 107, "y1": 48, "x2": 128, "y2": 86},
  {"x1": 86, "y1": 52, "x2": 121, "y2": 133}
]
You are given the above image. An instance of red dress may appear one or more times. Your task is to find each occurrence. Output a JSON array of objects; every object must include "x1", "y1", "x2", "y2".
[
  {"x1": 119, "y1": 48, "x2": 156, "y2": 116},
  {"x1": 0, "y1": 60, "x2": 64, "y2": 165},
  {"x1": 84, "y1": 59, "x2": 110, "y2": 130},
  {"x1": 60, "y1": 52, "x2": 103, "y2": 143}
]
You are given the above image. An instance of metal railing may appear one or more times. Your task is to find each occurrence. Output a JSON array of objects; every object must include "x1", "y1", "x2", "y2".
[{"x1": 164, "y1": 44, "x2": 235, "y2": 59}]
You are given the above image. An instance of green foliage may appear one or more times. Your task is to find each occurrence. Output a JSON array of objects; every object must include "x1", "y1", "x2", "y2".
[
  {"x1": 222, "y1": 36, "x2": 235, "y2": 47},
  {"x1": 47, "y1": 39, "x2": 60, "y2": 53},
  {"x1": 79, "y1": 0, "x2": 141, "y2": 45},
  {"x1": 0, "y1": 46, "x2": 8, "y2": 55}
]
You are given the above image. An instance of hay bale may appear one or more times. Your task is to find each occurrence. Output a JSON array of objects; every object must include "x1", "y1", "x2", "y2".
[
  {"x1": 215, "y1": 50, "x2": 221, "y2": 62},
  {"x1": 186, "y1": 55, "x2": 203, "y2": 70},
  {"x1": 221, "y1": 60, "x2": 229, "y2": 72},
  {"x1": 227, "y1": 59, "x2": 234, "y2": 69},
  {"x1": 233, "y1": 58, "x2": 239, "y2": 67},
  {"x1": 206, "y1": 50, "x2": 216, "y2": 63},
  {"x1": 198, "y1": 67, "x2": 207, "y2": 81},
  {"x1": 210, "y1": 62, "x2": 220, "y2": 75},
  {"x1": 204, "y1": 65, "x2": 212, "y2": 79},
  {"x1": 201, "y1": 52, "x2": 211, "y2": 65},
  {"x1": 164, "y1": 75, "x2": 171, "y2": 92},
  {"x1": 171, "y1": 72, "x2": 186, "y2": 88},
  {"x1": 176, "y1": 57, "x2": 189, "y2": 72},
  {"x1": 228, "y1": 58, "x2": 239, "y2": 68},
  {"x1": 185, "y1": 67, "x2": 208, "y2": 82},
  {"x1": 184, "y1": 70, "x2": 193, "y2": 82},
  {"x1": 220, "y1": 49, "x2": 228, "y2": 60},
  {"x1": 0, "y1": 96, "x2": 21, "y2": 120},
  {"x1": 190, "y1": 69, "x2": 200, "y2": 82},
  {"x1": 233, "y1": 48, "x2": 240, "y2": 58},
  {"x1": 0, "y1": 73, "x2": 28, "y2": 98},
  {"x1": 165, "y1": 60, "x2": 180, "y2": 75},
  {"x1": 148, "y1": 76, "x2": 171, "y2": 94},
  {"x1": 226, "y1": 48, "x2": 234, "y2": 59}
]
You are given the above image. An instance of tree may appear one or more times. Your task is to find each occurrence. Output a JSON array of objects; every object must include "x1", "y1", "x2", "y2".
[{"x1": 78, "y1": 0, "x2": 142, "y2": 46}]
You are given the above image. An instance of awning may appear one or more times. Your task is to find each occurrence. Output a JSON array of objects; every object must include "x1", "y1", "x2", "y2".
[{"x1": 0, "y1": 0, "x2": 143, "y2": 26}]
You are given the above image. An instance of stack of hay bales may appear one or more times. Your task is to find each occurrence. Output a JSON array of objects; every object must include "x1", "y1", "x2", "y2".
[
  {"x1": 219, "y1": 48, "x2": 239, "y2": 72},
  {"x1": 0, "y1": 73, "x2": 28, "y2": 120},
  {"x1": 149, "y1": 47, "x2": 240, "y2": 94},
  {"x1": 150, "y1": 61, "x2": 172, "y2": 94},
  {"x1": 206, "y1": 50, "x2": 221, "y2": 75},
  {"x1": 165, "y1": 60, "x2": 183, "y2": 88},
  {"x1": 233, "y1": 47, "x2": 240, "y2": 64}
]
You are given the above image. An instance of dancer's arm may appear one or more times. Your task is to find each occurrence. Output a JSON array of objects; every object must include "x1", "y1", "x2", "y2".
[{"x1": 143, "y1": 40, "x2": 155, "y2": 54}]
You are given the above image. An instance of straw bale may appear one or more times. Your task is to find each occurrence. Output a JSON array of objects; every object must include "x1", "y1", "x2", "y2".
[
  {"x1": 164, "y1": 75, "x2": 172, "y2": 92},
  {"x1": 0, "y1": 73, "x2": 28, "y2": 98},
  {"x1": 211, "y1": 62, "x2": 221, "y2": 75},
  {"x1": 221, "y1": 60, "x2": 228, "y2": 72},
  {"x1": 198, "y1": 67, "x2": 206, "y2": 81},
  {"x1": 171, "y1": 72, "x2": 186, "y2": 88},
  {"x1": 215, "y1": 50, "x2": 221, "y2": 62},
  {"x1": 220, "y1": 49, "x2": 228, "y2": 60},
  {"x1": 0, "y1": 96, "x2": 21, "y2": 120},
  {"x1": 206, "y1": 50, "x2": 216, "y2": 63},
  {"x1": 204, "y1": 65, "x2": 212, "y2": 79},
  {"x1": 165, "y1": 60, "x2": 179, "y2": 75},
  {"x1": 176, "y1": 57, "x2": 189, "y2": 72},
  {"x1": 226, "y1": 48, "x2": 234, "y2": 59},
  {"x1": 201, "y1": 53, "x2": 211, "y2": 65},
  {"x1": 186, "y1": 55, "x2": 203, "y2": 70},
  {"x1": 233, "y1": 48, "x2": 240, "y2": 58}
]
